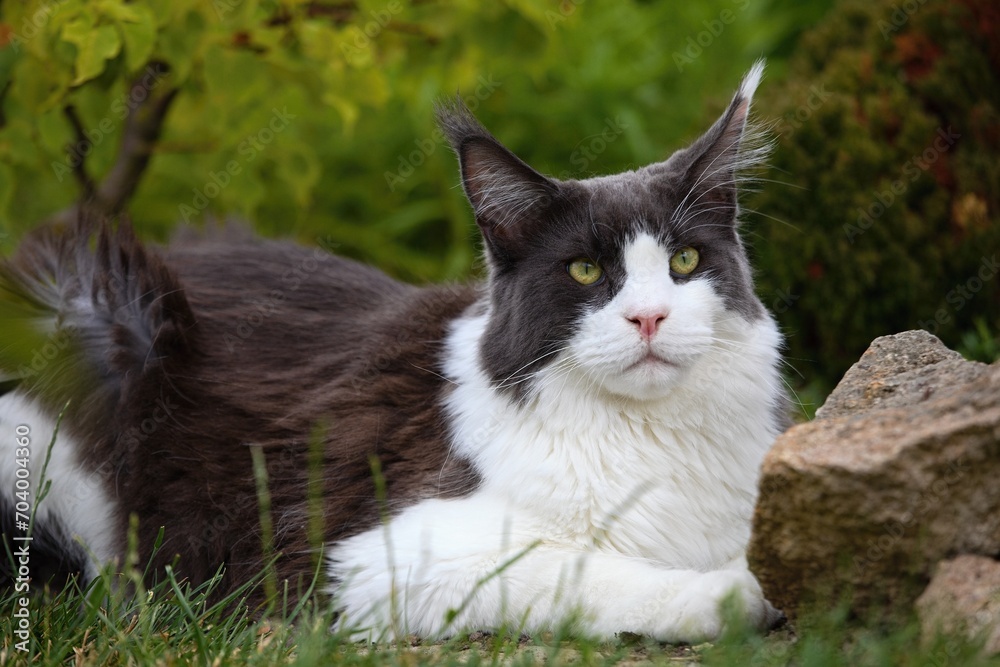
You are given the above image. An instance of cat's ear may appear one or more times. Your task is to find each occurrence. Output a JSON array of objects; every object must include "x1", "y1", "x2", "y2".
[
  {"x1": 437, "y1": 99, "x2": 558, "y2": 258},
  {"x1": 650, "y1": 60, "x2": 769, "y2": 219}
]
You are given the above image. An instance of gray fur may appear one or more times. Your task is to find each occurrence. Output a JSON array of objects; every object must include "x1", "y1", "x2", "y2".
[{"x1": 437, "y1": 71, "x2": 769, "y2": 396}]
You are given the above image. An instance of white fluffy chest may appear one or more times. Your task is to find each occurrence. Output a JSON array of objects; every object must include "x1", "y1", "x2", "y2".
[
  {"x1": 443, "y1": 312, "x2": 783, "y2": 570},
  {"x1": 478, "y1": 410, "x2": 762, "y2": 568}
]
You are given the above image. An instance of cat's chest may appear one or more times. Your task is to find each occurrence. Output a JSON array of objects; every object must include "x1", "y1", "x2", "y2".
[{"x1": 447, "y1": 382, "x2": 769, "y2": 567}]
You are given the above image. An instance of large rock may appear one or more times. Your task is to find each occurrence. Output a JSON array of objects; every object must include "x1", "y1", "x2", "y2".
[
  {"x1": 812, "y1": 331, "x2": 984, "y2": 420},
  {"x1": 748, "y1": 331, "x2": 1000, "y2": 621},
  {"x1": 916, "y1": 555, "x2": 1000, "y2": 655}
]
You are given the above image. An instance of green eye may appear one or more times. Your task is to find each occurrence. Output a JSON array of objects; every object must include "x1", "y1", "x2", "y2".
[
  {"x1": 567, "y1": 259, "x2": 604, "y2": 285},
  {"x1": 670, "y1": 247, "x2": 700, "y2": 275}
]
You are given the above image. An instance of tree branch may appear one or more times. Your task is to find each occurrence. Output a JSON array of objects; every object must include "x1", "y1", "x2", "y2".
[
  {"x1": 46, "y1": 63, "x2": 177, "y2": 226},
  {"x1": 62, "y1": 104, "x2": 97, "y2": 198},
  {"x1": 95, "y1": 74, "x2": 178, "y2": 215}
]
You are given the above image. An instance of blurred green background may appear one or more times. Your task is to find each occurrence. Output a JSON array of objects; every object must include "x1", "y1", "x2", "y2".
[{"x1": 0, "y1": 0, "x2": 997, "y2": 415}]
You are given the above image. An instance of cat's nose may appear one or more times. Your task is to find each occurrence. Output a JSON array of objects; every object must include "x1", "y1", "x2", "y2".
[{"x1": 626, "y1": 311, "x2": 668, "y2": 339}]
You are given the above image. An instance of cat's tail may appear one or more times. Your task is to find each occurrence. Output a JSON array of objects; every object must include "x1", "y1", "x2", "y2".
[{"x1": 0, "y1": 212, "x2": 198, "y2": 427}]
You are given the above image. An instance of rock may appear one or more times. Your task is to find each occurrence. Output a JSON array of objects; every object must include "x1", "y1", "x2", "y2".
[
  {"x1": 748, "y1": 331, "x2": 1000, "y2": 622},
  {"x1": 813, "y1": 330, "x2": 977, "y2": 420},
  {"x1": 916, "y1": 555, "x2": 1000, "y2": 655}
]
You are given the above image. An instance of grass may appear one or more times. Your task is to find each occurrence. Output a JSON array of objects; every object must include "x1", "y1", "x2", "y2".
[
  {"x1": 3, "y1": 558, "x2": 999, "y2": 667},
  {"x1": 3, "y1": 396, "x2": 998, "y2": 665}
]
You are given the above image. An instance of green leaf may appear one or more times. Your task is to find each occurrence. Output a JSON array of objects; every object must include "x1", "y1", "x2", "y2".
[
  {"x1": 203, "y1": 44, "x2": 267, "y2": 106},
  {"x1": 153, "y1": 9, "x2": 205, "y2": 83},
  {"x1": 113, "y1": 4, "x2": 156, "y2": 72},
  {"x1": 0, "y1": 120, "x2": 36, "y2": 165},
  {"x1": 7, "y1": 55, "x2": 69, "y2": 113},
  {"x1": 35, "y1": 108, "x2": 72, "y2": 158},
  {"x1": 62, "y1": 20, "x2": 122, "y2": 85},
  {"x1": 321, "y1": 91, "x2": 360, "y2": 132},
  {"x1": 274, "y1": 143, "x2": 320, "y2": 208},
  {"x1": 0, "y1": 163, "x2": 14, "y2": 231},
  {"x1": 0, "y1": 44, "x2": 19, "y2": 91}
]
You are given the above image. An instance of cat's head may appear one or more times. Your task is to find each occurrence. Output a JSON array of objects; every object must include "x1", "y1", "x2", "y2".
[{"x1": 439, "y1": 61, "x2": 774, "y2": 402}]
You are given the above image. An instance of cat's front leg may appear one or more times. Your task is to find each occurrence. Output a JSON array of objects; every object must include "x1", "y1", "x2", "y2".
[
  {"x1": 328, "y1": 497, "x2": 780, "y2": 643},
  {"x1": 623, "y1": 564, "x2": 780, "y2": 643},
  {"x1": 515, "y1": 549, "x2": 779, "y2": 643}
]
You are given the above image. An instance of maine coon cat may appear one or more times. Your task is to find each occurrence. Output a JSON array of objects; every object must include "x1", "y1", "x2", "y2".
[{"x1": 0, "y1": 61, "x2": 786, "y2": 643}]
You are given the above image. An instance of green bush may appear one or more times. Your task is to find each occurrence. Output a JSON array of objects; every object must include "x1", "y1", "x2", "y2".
[
  {"x1": 750, "y1": 0, "x2": 1000, "y2": 392},
  {"x1": 0, "y1": 0, "x2": 833, "y2": 280}
]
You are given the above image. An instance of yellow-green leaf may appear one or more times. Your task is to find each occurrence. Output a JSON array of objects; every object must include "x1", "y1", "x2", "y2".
[
  {"x1": 63, "y1": 21, "x2": 122, "y2": 85},
  {"x1": 275, "y1": 143, "x2": 320, "y2": 208},
  {"x1": 114, "y1": 4, "x2": 156, "y2": 72},
  {"x1": 0, "y1": 163, "x2": 14, "y2": 233},
  {"x1": 153, "y1": 9, "x2": 205, "y2": 83}
]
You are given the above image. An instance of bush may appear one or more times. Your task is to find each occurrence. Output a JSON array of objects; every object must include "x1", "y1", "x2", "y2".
[
  {"x1": 0, "y1": 0, "x2": 833, "y2": 281},
  {"x1": 750, "y1": 0, "x2": 1000, "y2": 392}
]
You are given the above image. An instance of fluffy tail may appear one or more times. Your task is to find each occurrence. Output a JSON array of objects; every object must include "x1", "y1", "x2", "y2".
[{"x1": 0, "y1": 214, "x2": 197, "y2": 426}]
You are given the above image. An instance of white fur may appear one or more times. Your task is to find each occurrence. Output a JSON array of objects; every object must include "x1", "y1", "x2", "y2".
[
  {"x1": 327, "y1": 233, "x2": 784, "y2": 643},
  {"x1": 739, "y1": 59, "x2": 766, "y2": 102},
  {"x1": 0, "y1": 392, "x2": 119, "y2": 580}
]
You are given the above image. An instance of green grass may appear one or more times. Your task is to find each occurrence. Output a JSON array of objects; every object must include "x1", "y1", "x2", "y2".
[
  {"x1": 3, "y1": 389, "x2": 997, "y2": 665},
  {"x1": 3, "y1": 560, "x2": 999, "y2": 666}
]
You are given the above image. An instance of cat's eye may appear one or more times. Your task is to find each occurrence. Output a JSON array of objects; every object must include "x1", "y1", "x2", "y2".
[
  {"x1": 669, "y1": 247, "x2": 700, "y2": 275},
  {"x1": 567, "y1": 259, "x2": 604, "y2": 286}
]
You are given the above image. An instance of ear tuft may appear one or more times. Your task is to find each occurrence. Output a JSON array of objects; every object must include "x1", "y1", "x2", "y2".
[
  {"x1": 738, "y1": 58, "x2": 766, "y2": 105},
  {"x1": 435, "y1": 96, "x2": 495, "y2": 154},
  {"x1": 656, "y1": 60, "x2": 772, "y2": 225},
  {"x1": 436, "y1": 98, "x2": 557, "y2": 255}
]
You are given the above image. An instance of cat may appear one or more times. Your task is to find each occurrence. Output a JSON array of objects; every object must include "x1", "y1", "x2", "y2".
[{"x1": 0, "y1": 60, "x2": 786, "y2": 643}]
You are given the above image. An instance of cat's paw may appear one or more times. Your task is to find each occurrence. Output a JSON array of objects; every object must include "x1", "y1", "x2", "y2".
[{"x1": 655, "y1": 569, "x2": 777, "y2": 644}]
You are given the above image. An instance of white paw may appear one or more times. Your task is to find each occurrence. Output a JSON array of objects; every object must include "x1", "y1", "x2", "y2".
[{"x1": 655, "y1": 569, "x2": 777, "y2": 644}]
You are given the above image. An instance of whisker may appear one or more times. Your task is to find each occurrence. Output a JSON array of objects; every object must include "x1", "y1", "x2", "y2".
[{"x1": 495, "y1": 346, "x2": 572, "y2": 390}]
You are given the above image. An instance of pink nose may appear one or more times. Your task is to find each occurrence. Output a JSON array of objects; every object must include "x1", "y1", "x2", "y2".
[{"x1": 627, "y1": 312, "x2": 667, "y2": 339}]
